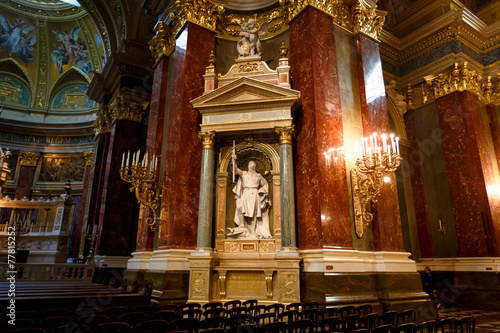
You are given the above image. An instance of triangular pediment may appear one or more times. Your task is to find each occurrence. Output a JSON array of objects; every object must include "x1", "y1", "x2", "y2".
[{"x1": 191, "y1": 77, "x2": 300, "y2": 109}]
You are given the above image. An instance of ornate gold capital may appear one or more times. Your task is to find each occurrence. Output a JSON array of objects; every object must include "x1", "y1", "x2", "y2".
[
  {"x1": 352, "y1": 0, "x2": 386, "y2": 40},
  {"x1": 170, "y1": 0, "x2": 225, "y2": 32},
  {"x1": 148, "y1": 21, "x2": 175, "y2": 67},
  {"x1": 109, "y1": 92, "x2": 149, "y2": 124},
  {"x1": 424, "y1": 62, "x2": 485, "y2": 101},
  {"x1": 84, "y1": 150, "x2": 94, "y2": 166},
  {"x1": 94, "y1": 105, "x2": 112, "y2": 136},
  {"x1": 275, "y1": 125, "x2": 295, "y2": 145},
  {"x1": 279, "y1": 0, "x2": 351, "y2": 31},
  {"x1": 198, "y1": 131, "x2": 216, "y2": 149},
  {"x1": 19, "y1": 151, "x2": 40, "y2": 167}
]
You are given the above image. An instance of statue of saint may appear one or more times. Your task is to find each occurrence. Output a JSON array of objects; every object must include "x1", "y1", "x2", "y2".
[
  {"x1": 237, "y1": 19, "x2": 268, "y2": 58},
  {"x1": 385, "y1": 80, "x2": 408, "y2": 115},
  {"x1": 227, "y1": 160, "x2": 272, "y2": 239}
]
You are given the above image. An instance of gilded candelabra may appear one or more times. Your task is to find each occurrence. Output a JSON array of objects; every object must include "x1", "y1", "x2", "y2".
[
  {"x1": 119, "y1": 150, "x2": 160, "y2": 232},
  {"x1": 351, "y1": 133, "x2": 401, "y2": 238}
]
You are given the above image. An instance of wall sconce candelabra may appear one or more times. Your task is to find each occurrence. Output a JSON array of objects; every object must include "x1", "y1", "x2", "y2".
[
  {"x1": 352, "y1": 133, "x2": 401, "y2": 238},
  {"x1": 119, "y1": 150, "x2": 160, "y2": 232}
]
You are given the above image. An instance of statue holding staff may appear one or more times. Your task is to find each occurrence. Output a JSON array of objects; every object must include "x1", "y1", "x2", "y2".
[{"x1": 227, "y1": 156, "x2": 272, "y2": 239}]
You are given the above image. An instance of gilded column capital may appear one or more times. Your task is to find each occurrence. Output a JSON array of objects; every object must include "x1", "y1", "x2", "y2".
[
  {"x1": 352, "y1": 0, "x2": 386, "y2": 40},
  {"x1": 276, "y1": 125, "x2": 295, "y2": 145},
  {"x1": 423, "y1": 62, "x2": 488, "y2": 102},
  {"x1": 109, "y1": 92, "x2": 149, "y2": 124},
  {"x1": 19, "y1": 151, "x2": 40, "y2": 167},
  {"x1": 93, "y1": 105, "x2": 112, "y2": 136},
  {"x1": 279, "y1": 0, "x2": 351, "y2": 30},
  {"x1": 148, "y1": 21, "x2": 175, "y2": 67},
  {"x1": 198, "y1": 131, "x2": 216, "y2": 149},
  {"x1": 170, "y1": 0, "x2": 225, "y2": 33},
  {"x1": 84, "y1": 150, "x2": 94, "y2": 166}
]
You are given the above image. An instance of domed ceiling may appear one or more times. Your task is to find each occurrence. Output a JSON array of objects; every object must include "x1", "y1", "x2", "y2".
[{"x1": 0, "y1": 0, "x2": 107, "y2": 124}]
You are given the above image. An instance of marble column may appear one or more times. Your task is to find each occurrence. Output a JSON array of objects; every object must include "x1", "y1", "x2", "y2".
[
  {"x1": 15, "y1": 151, "x2": 40, "y2": 199},
  {"x1": 73, "y1": 151, "x2": 94, "y2": 258},
  {"x1": 276, "y1": 126, "x2": 297, "y2": 250},
  {"x1": 486, "y1": 104, "x2": 500, "y2": 174},
  {"x1": 355, "y1": 33, "x2": 404, "y2": 251},
  {"x1": 289, "y1": 6, "x2": 352, "y2": 250},
  {"x1": 435, "y1": 91, "x2": 500, "y2": 257},
  {"x1": 157, "y1": 22, "x2": 215, "y2": 250},
  {"x1": 135, "y1": 56, "x2": 170, "y2": 253},
  {"x1": 196, "y1": 132, "x2": 215, "y2": 251},
  {"x1": 403, "y1": 108, "x2": 434, "y2": 258}
]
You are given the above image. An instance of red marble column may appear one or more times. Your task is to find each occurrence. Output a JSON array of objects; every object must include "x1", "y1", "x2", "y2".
[
  {"x1": 435, "y1": 91, "x2": 499, "y2": 257},
  {"x1": 157, "y1": 23, "x2": 215, "y2": 250},
  {"x1": 95, "y1": 119, "x2": 144, "y2": 256},
  {"x1": 72, "y1": 162, "x2": 93, "y2": 257},
  {"x1": 486, "y1": 104, "x2": 500, "y2": 174},
  {"x1": 289, "y1": 6, "x2": 352, "y2": 250},
  {"x1": 404, "y1": 108, "x2": 434, "y2": 258},
  {"x1": 15, "y1": 153, "x2": 39, "y2": 199},
  {"x1": 135, "y1": 56, "x2": 169, "y2": 252},
  {"x1": 355, "y1": 33, "x2": 404, "y2": 251}
]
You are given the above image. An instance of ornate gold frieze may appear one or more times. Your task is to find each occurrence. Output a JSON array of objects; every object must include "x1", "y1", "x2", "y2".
[
  {"x1": 84, "y1": 151, "x2": 94, "y2": 166},
  {"x1": 34, "y1": 21, "x2": 49, "y2": 109},
  {"x1": 279, "y1": 0, "x2": 351, "y2": 31},
  {"x1": 219, "y1": 9, "x2": 288, "y2": 41},
  {"x1": 423, "y1": 62, "x2": 483, "y2": 101},
  {"x1": 149, "y1": 21, "x2": 176, "y2": 66},
  {"x1": 275, "y1": 125, "x2": 295, "y2": 145},
  {"x1": 94, "y1": 105, "x2": 112, "y2": 136},
  {"x1": 109, "y1": 92, "x2": 149, "y2": 124},
  {"x1": 19, "y1": 151, "x2": 40, "y2": 167},
  {"x1": 170, "y1": 0, "x2": 225, "y2": 33},
  {"x1": 198, "y1": 131, "x2": 216, "y2": 150},
  {"x1": 352, "y1": 0, "x2": 386, "y2": 40}
]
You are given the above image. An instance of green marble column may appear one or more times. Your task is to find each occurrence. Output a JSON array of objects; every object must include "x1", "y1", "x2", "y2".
[
  {"x1": 276, "y1": 126, "x2": 297, "y2": 250},
  {"x1": 196, "y1": 132, "x2": 215, "y2": 251}
]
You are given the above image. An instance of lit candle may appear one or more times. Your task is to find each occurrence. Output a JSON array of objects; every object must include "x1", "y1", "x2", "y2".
[
  {"x1": 381, "y1": 134, "x2": 387, "y2": 151},
  {"x1": 390, "y1": 134, "x2": 395, "y2": 154},
  {"x1": 369, "y1": 135, "x2": 374, "y2": 150},
  {"x1": 155, "y1": 156, "x2": 158, "y2": 170},
  {"x1": 395, "y1": 137, "x2": 400, "y2": 155},
  {"x1": 126, "y1": 151, "x2": 130, "y2": 166},
  {"x1": 121, "y1": 152, "x2": 125, "y2": 168},
  {"x1": 388, "y1": 145, "x2": 392, "y2": 162},
  {"x1": 137, "y1": 149, "x2": 141, "y2": 165},
  {"x1": 373, "y1": 133, "x2": 378, "y2": 149}
]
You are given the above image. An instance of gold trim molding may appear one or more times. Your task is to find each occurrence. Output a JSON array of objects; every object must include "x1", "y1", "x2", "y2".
[
  {"x1": 19, "y1": 151, "x2": 40, "y2": 167},
  {"x1": 275, "y1": 125, "x2": 295, "y2": 145},
  {"x1": 219, "y1": 8, "x2": 288, "y2": 41},
  {"x1": 424, "y1": 62, "x2": 483, "y2": 101},
  {"x1": 279, "y1": 0, "x2": 352, "y2": 31},
  {"x1": 170, "y1": 0, "x2": 225, "y2": 33},
  {"x1": 198, "y1": 131, "x2": 216, "y2": 150},
  {"x1": 94, "y1": 105, "x2": 112, "y2": 136},
  {"x1": 352, "y1": 0, "x2": 386, "y2": 40},
  {"x1": 84, "y1": 151, "x2": 94, "y2": 166},
  {"x1": 149, "y1": 21, "x2": 175, "y2": 66},
  {"x1": 109, "y1": 92, "x2": 149, "y2": 124}
]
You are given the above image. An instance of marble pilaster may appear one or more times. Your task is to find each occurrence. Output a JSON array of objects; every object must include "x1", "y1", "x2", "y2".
[
  {"x1": 355, "y1": 33, "x2": 404, "y2": 251},
  {"x1": 486, "y1": 104, "x2": 500, "y2": 175},
  {"x1": 435, "y1": 91, "x2": 498, "y2": 257},
  {"x1": 157, "y1": 23, "x2": 215, "y2": 250},
  {"x1": 403, "y1": 108, "x2": 434, "y2": 258},
  {"x1": 15, "y1": 152, "x2": 40, "y2": 199},
  {"x1": 289, "y1": 6, "x2": 352, "y2": 250}
]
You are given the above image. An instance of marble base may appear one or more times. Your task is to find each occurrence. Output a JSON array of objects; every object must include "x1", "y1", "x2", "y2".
[
  {"x1": 147, "y1": 270, "x2": 190, "y2": 304},
  {"x1": 148, "y1": 249, "x2": 193, "y2": 271},
  {"x1": 417, "y1": 257, "x2": 500, "y2": 272},
  {"x1": 127, "y1": 251, "x2": 154, "y2": 270},
  {"x1": 94, "y1": 255, "x2": 131, "y2": 268},
  {"x1": 301, "y1": 248, "x2": 417, "y2": 273}
]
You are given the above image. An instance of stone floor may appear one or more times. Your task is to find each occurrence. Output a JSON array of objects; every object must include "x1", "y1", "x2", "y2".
[{"x1": 440, "y1": 306, "x2": 500, "y2": 332}]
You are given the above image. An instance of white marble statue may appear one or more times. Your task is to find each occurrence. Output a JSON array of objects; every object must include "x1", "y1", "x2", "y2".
[
  {"x1": 386, "y1": 80, "x2": 408, "y2": 115},
  {"x1": 237, "y1": 19, "x2": 268, "y2": 57},
  {"x1": 227, "y1": 160, "x2": 272, "y2": 239}
]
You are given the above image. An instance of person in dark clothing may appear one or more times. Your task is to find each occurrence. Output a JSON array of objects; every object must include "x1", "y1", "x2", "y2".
[{"x1": 423, "y1": 266, "x2": 434, "y2": 300}]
